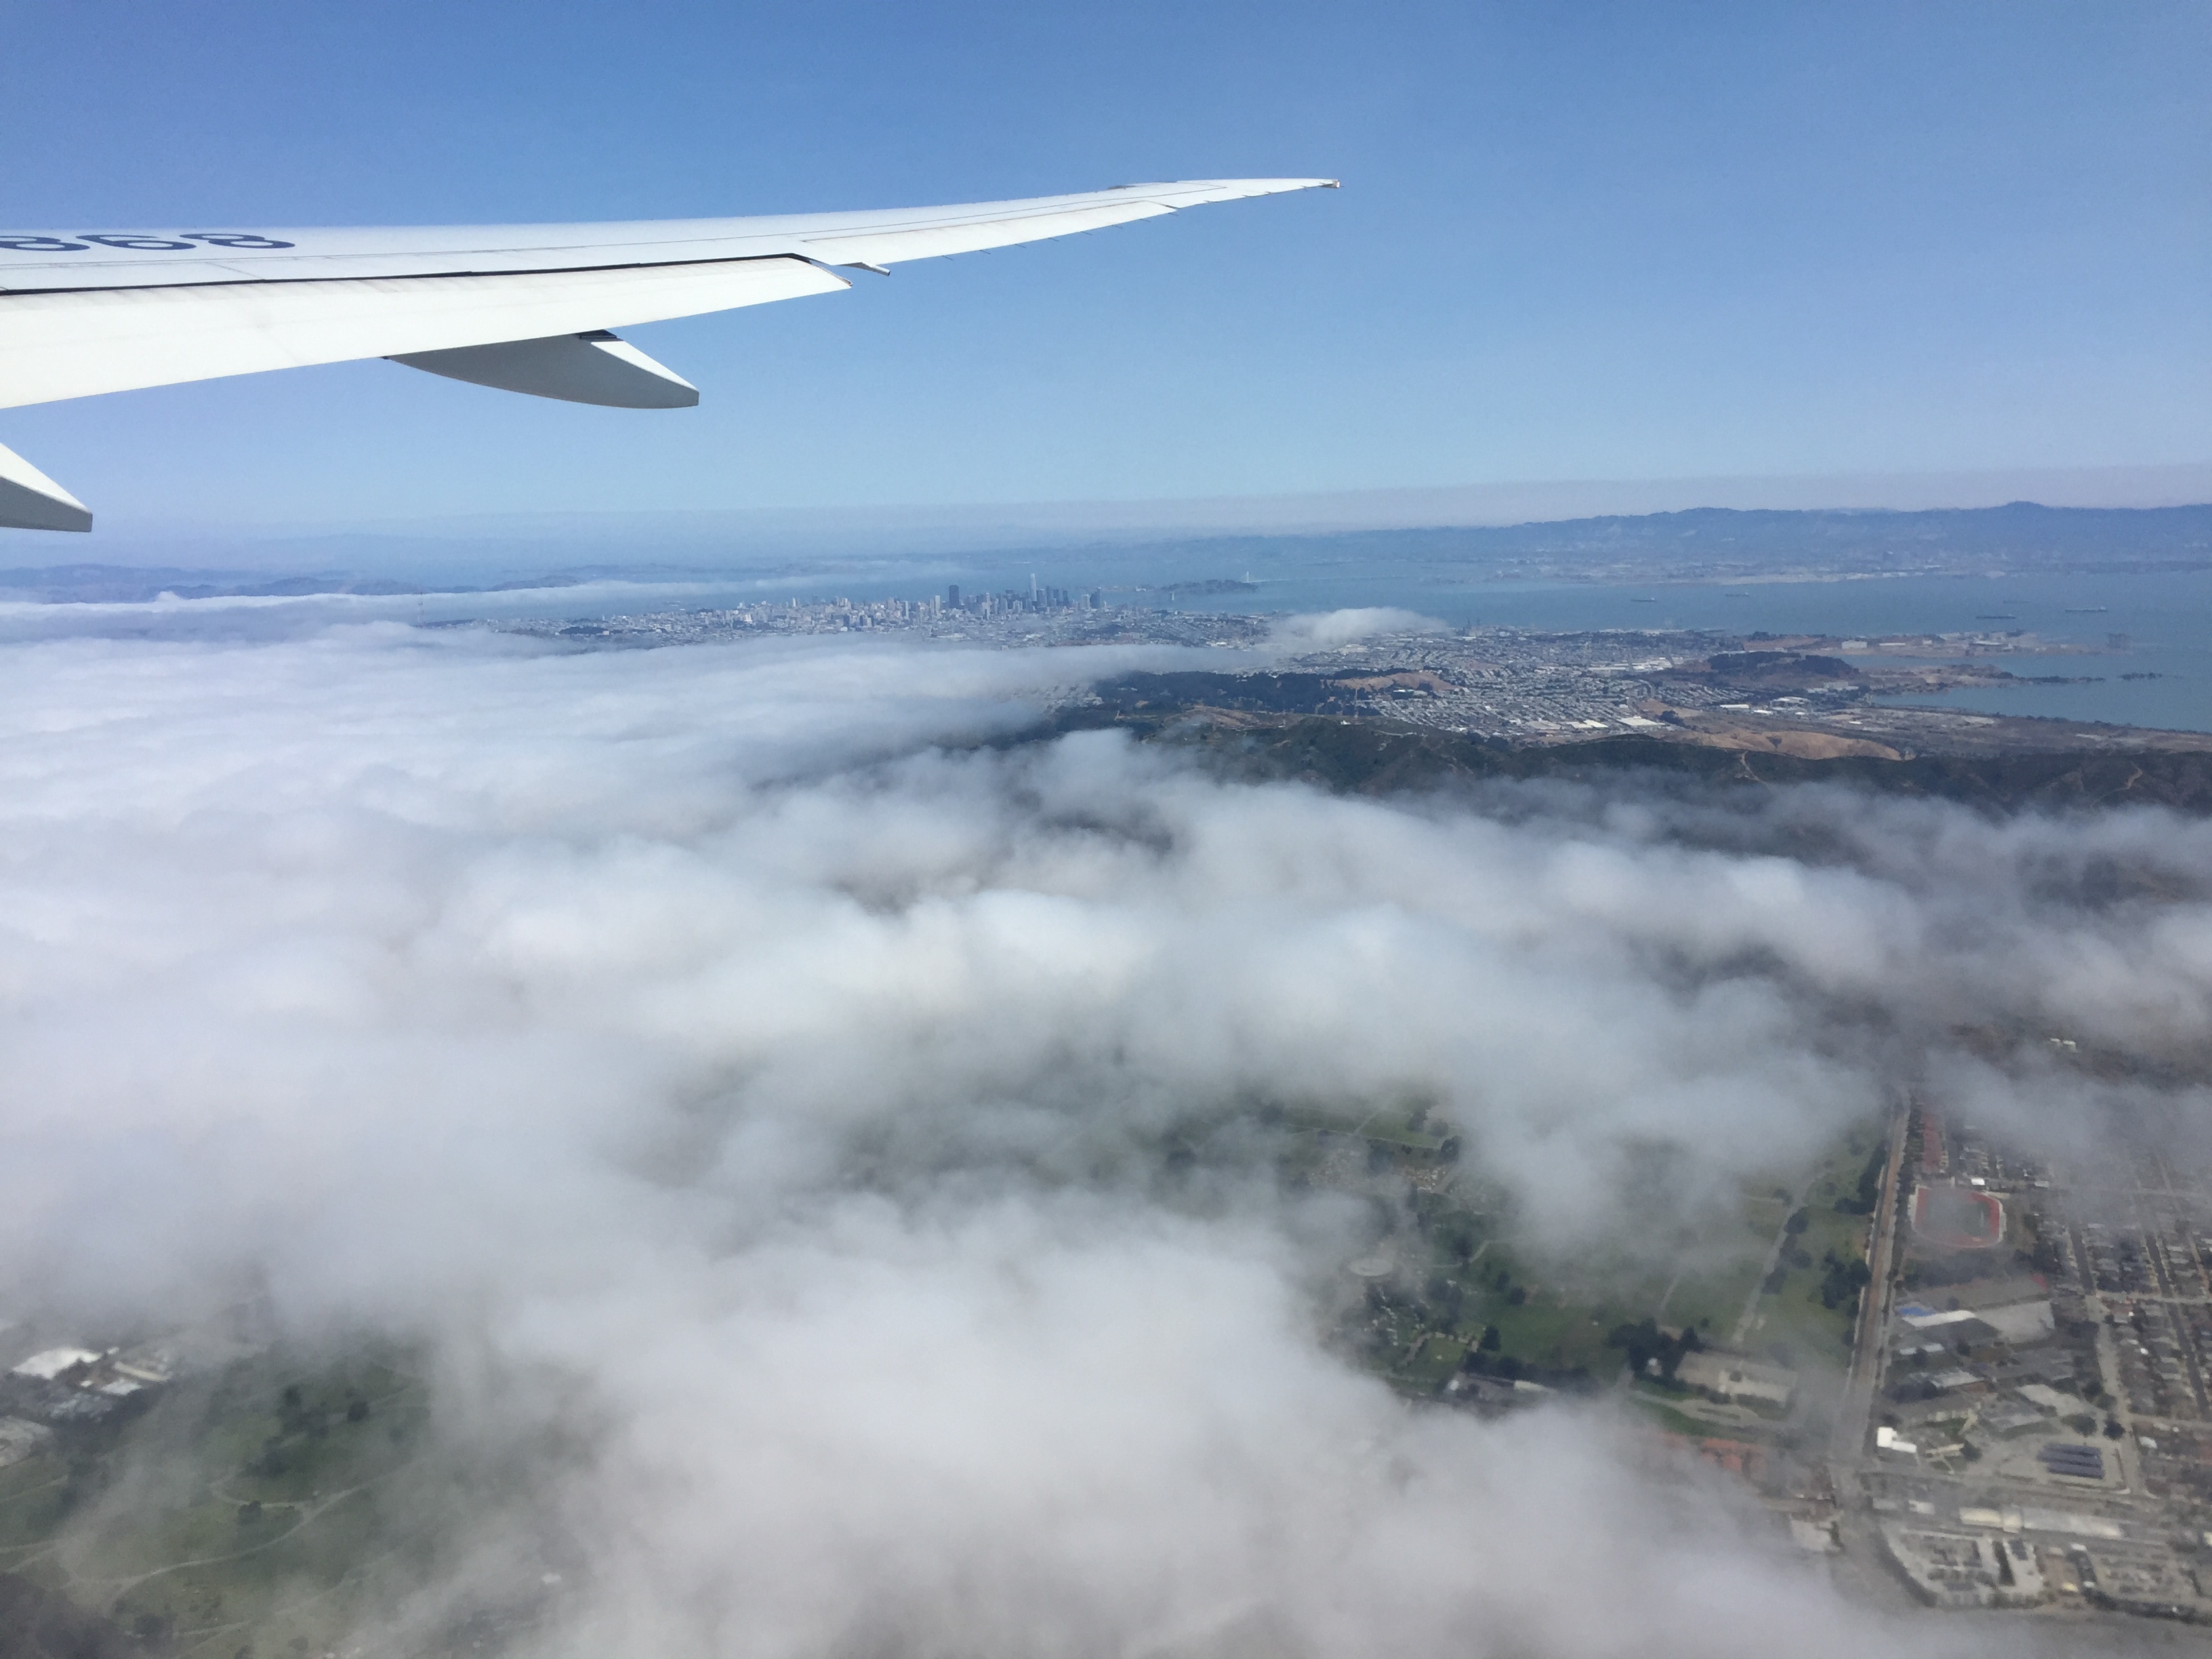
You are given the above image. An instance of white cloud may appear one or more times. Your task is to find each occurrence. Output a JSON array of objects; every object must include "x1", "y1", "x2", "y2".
[
  {"x1": 1, "y1": 620, "x2": 2205, "y2": 1654},
  {"x1": 1266, "y1": 607, "x2": 1443, "y2": 650}
]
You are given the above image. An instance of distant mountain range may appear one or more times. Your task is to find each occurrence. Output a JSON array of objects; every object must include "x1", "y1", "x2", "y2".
[
  {"x1": 3, "y1": 501, "x2": 2208, "y2": 603},
  {"x1": 0, "y1": 565, "x2": 595, "y2": 605},
  {"x1": 1143, "y1": 501, "x2": 2212, "y2": 582}
]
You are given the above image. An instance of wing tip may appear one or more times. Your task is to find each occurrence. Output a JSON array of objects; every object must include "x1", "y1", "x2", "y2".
[{"x1": 1202, "y1": 176, "x2": 1342, "y2": 199}]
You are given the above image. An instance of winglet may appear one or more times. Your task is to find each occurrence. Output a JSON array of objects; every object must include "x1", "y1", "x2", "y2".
[{"x1": 0, "y1": 440, "x2": 91, "y2": 531}]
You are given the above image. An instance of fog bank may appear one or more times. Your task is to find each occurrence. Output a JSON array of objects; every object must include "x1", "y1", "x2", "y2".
[{"x1": 3, "y1": 620, "x2": 2208, "y2": 1656}]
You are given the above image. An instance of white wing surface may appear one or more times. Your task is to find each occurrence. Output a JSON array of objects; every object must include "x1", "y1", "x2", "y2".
[{"x1": 0, "y1": 178, "x2": 1336, "y2": 529}]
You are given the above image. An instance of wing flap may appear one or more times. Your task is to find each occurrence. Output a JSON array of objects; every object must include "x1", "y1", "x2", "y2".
[{"x1": 0, "y1": 257, "x2": 845, "y2": 409}]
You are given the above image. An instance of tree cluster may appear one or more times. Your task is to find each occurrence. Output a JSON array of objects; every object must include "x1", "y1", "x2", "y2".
[
  {"x1": 1605, "y1": 1317, "x2": 1701, "y2": 1383},
  {"x1": 274, "y1": 1382, "x2": 326, "y2": 1440},
  {"x1": 1818, "y1": 1249, "x2": 1872, "y2": 1309},
  {"x1": 1834, "y1": 1147, "x2": 1887, "y2": 1216}
]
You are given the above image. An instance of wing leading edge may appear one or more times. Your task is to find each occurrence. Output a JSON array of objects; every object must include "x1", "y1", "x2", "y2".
[{"x1": 0, "y1": 178, "x2": 1336, "y2": 530}]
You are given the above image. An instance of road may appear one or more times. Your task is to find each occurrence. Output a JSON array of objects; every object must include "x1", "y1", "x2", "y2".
[{"x1": 1830, "y1": 1090, "x2": 1913, "y2": 1467}]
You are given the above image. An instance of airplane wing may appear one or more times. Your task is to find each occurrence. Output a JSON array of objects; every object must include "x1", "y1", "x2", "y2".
[{"x1": 0, "y1": 178, "x2": 1336, "y2": 531}]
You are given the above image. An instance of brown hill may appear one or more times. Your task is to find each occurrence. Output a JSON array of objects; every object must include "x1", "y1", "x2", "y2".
[{"x1": 1051, "y1": 708, "x2": 2212, "y2": 813}]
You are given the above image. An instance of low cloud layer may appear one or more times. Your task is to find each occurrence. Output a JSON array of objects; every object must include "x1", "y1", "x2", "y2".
[
  {"x1": 3, "y1": 620, "x2": 2208, "y2": 1656},
  {"x1": 1266, "y1": 606, "x2": 1442, "y2": 649}
]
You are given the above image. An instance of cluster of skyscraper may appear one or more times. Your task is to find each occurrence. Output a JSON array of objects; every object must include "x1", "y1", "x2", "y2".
[{"x1": 945, "y1": 581, "x2": 1103, "y2": 617}]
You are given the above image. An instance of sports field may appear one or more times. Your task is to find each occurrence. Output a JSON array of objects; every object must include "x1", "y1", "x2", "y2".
[{"x1": 1912, "y1": 1182, "x2": 2005, "y2": 1250}]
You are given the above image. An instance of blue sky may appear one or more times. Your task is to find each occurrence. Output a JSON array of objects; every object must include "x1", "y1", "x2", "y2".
[{"x1": 3, "y1": 0, "x2": 2207, "y2": 541}]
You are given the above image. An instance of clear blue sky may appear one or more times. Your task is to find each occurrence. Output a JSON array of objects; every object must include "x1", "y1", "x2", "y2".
[{"x1": 3, "y1": 0, "x2": 2207, "y2": 537}]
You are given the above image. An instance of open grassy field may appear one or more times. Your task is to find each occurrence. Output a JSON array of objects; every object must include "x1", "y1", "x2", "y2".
[
  {"x1": 0, "y1": 1351, "x2": 450, "y2": 1656},
  {"x1": 1334, "y1": 1106, "x2": 1886, "y2": 1406},
  {"x1": 0, "y1": 1451, "x2": 72, "y2": 1557}
]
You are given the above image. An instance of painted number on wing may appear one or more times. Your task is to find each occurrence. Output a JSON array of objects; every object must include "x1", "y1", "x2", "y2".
[{"x1": 0, "y1": 234, "x2": 298, "y2": 253}]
